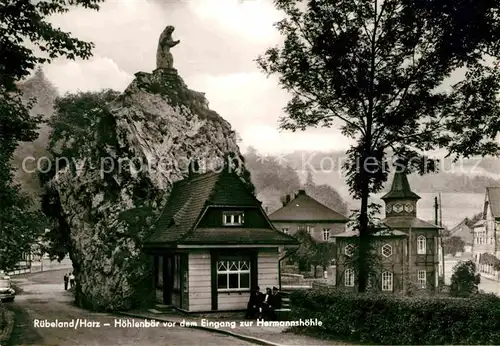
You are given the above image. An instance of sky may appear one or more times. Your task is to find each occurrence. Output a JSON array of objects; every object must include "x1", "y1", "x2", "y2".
[{"x1": 42, "y1": 0, "x2": 353, "y2": 155}]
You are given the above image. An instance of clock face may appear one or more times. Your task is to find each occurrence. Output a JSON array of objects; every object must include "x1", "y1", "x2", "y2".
[
  {"x1": 404, "y1": 203, "x2": 414, "y2": 213},
  {"x1": 393, "y1": 203, "x2": 403, "y2": 213}
]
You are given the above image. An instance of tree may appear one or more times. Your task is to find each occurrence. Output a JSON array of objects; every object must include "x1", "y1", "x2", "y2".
[
  {"x1": 258, "y1": 0, "x2": 500, "y2": 292},
  {"x1": 443, "y1": 236, "x2": 465, "y2": 256},
  {"x1": 465, "y1": 213, "x2": 484, "y2": 228},
  {"x1": 0, "y1": 0, "x2": 104, "y2": 267},
  {"x1": 305, "y1": 183, "x2": 350, "y2": 216},
  {"x1": 244, "y1": 148, "x2": 301, "y2": 193},
  {"x1": 310, "y1": 241, "x2": 336, "y2": 276},
  {"x1": 450, "y1": 260, "x2": 480, "y2": 297},
  {"x1": 288, "y1": 229, "x2": 316, "y2": 272}
]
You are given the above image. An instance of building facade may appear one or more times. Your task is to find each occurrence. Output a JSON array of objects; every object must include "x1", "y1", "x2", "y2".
[
  {"x1": 268, "y1": 189, "x2": 348, "y2": 243},
  {"x1": 448, "y1": 219, "x2": 474, "y2": 247},
  {"x1": 471, "y1": 187, "x2": 500, "y2": 280},
  {"x1": 333, "y1": 171, "x2": 441, "y2": 293},
  {"x1": 143, "y1": 170, "x2": 298, "y2": 312}
]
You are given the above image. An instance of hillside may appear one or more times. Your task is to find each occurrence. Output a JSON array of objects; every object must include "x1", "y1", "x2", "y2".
[
  {"x1": 278, "y1": 150, "x2": 500, "y2": 194},
  {"x1": 11, "y1": 72, "x2": 500, "y2": 218},
  {"x1": 12, "y1": 68, "x2": 57, "y2": 200},
  {"x1": 243, "y1": 147, "x2": 349, "y2": 216}
]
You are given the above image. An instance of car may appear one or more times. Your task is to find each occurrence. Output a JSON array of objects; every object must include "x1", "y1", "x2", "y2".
[{"x1": 0, "y1": 276, "x2": 15, "y2": 302}]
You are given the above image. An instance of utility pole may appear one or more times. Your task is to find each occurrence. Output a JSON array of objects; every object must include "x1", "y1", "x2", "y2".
[
  {"x1": 435, "y1": 196, "x2": 442, "y2": 286},
  {"x1": 439, "y1": 193, "x2": 445, "y2": 283},
  {"x1": 434, "y1": 197, "x2": 439, "y2": 226}
]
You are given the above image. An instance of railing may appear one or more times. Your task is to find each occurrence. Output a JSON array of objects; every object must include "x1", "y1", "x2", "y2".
[
  {"x1": 6, "y1": 258, "x2": 72, "y2": 276},
  {"x1": 280, "y1": 273, "x2": 334, "y2": 290}
]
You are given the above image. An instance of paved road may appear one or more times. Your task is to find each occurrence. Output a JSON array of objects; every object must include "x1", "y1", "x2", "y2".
[
  {"x1": 4, "y1": 270, "x2": 254, "y2": 346},
  {"x1": 478, "y1": 275, "x2": 500, "y2": 295}
]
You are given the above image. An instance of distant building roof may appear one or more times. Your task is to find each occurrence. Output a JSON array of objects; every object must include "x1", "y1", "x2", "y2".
[
  {"x1": 382, "y1": 216, "x2": 441, "y2": 229},
  {"x1": 486, "y1": 187, "x2": 500, "y2": 218},
  {"x1": 381, "y1": 171, "x2": 420, "y2": 200},
  {"x1": 472, "y1": 219, "x2": 485, "y2": 228},
  {"x1": 332, "y1": 229, "x2": 407, "y2": 238},
  {"x1": 268, "y1": 189, "x2": 348, "y2": 223},
  {"x1": 144, "y1": 170, "x2": 298, "y2": 246},
  {"x1": 448, "y1": 219, "x2": 473, "y2": 245}
]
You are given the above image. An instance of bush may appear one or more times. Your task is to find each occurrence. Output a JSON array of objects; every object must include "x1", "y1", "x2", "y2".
[
  {"x1": 450, "y1": 260, "x2": 480, "y2": 297},
  {"x1": 290, "y1": 288, "x2": 500, "y2": 344}
]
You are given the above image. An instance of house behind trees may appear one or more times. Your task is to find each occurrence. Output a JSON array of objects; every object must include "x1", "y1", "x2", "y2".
[
  {"x1": 268, "y1": 189, "x2": 348, "y2": 242},
  {"x1": 471, "y1": 187, "x2": 500, "y2": 280},
  {"x1": 333, "y1": 171, "x2": 441, "y2": 293}
]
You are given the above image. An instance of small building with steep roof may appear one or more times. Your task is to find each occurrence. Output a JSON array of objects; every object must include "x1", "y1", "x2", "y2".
[
  {"x1": 332, "y1": 171, "x2": 441, "y2": 294},
  {"x1": 268, "y1": 189, "x2": 348, "y2": 243},
  {"x1": 143, "y1": 169, "x2": 298, "y2": 312},
  {"x1": 471, "y1": 187, "x2": 500, "y2": 281}
]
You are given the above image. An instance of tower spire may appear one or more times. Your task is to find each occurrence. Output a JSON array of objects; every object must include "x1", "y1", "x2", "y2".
[
  {"x1": 382, "y1": 171, "x2": 419, "y2": 218},
  {"x1": 381, "y1": 170, "x2": 420, "y2": 201}
]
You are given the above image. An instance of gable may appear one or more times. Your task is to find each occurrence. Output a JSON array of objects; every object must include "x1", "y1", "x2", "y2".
[
  {"x1": 144, "y1": 170, "x2": 296, "y2": 246},
  {"x1": 144, "y1": 172, "x2": 220, "y2": 244},
  {"x1": 207, "y1": 173, "x2": 261, "y2": 207},
  {"x1": 269, "y1": 192, "x2": 348, "y2": 222}
]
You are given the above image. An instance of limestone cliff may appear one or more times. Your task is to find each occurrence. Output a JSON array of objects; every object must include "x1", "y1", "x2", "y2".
[{"x1": 46, "y1": 68, "x2": 249, "y2": 311}]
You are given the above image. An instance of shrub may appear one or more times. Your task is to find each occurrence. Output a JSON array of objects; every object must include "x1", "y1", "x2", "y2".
[
  {"x1": 450, "y1": 260, "x2": 480, "y2": 297},
  {"x1": 290, "y1": 288, "x2": 500, "y2": 344}
]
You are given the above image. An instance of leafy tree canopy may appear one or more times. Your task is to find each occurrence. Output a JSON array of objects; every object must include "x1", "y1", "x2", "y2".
[
  {"x1": 450, "y1": 260, "x2": 480, "y2": 297},
  {"x1": 0, "y1": 0, "x2": 103, "y2": 266},
  {"x1": 258, "y1": 0, "x2": 500, "y2": 292}
]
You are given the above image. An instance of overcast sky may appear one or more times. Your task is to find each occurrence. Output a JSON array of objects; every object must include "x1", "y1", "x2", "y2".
[{"x1": 41, "y1": 0, "x2": 352, "y2": 155}]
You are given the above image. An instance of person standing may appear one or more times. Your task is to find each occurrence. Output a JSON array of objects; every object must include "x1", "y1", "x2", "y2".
[
  {"x1": 69, "y1": 272, "x2": 75, "y2": 289},
  {"x1": 63, "y1": 273, "x2": 69, "y2": 290}
]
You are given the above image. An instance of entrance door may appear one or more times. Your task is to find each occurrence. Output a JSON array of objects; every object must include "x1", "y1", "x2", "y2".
[
  {"x1": 163, "y1": 255, "x2": 173, "y2": 305},
  {"x1": 155, "y1": 254, "x2": 174, "y2": 305}
]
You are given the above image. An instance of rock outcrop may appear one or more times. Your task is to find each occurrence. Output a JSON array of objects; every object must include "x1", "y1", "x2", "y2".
[{"x1": 48, "y1": 68, "x2": 248, "y2": 311}]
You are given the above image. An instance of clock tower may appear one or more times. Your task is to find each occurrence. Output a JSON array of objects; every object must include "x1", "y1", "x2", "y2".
[{"x1": 381, "y1": 171, "x2": 420, "y2": 218}]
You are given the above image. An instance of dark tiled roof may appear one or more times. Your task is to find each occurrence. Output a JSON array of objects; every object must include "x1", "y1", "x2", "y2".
[
  {"x1": 382, "y1": 216, "x2": 441, "y2": 229},
  {"x1": 208, "y1": 173, "x2": 260, "y2": 206},
  {"x1": 268, "y1": 190, "x2": 348, "y2": 222},
  {"x1": 181, "y1": 228, "x2": 298, "y2": 245},
  {"x1": 144, "y1": 171, "x2": 220, "y2": 244},
  {"x1": 381, "y1": 171, "x2": 420, "y2": 200},
  {"x1": 144, "y1": 170, "x2": 298, "y2": 246},
  {"x1": 487, "y1": 187, "x2": 500, "y2": 218}
]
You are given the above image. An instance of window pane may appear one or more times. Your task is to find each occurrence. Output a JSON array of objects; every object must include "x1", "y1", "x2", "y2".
[
  {"x1": 240, "y1": 273, "x2": 250, "y2": 289},
  {"x1": 217, "y1": 261, "x2": 227, "y2": 271},
  {"x1": 217, "y1": 274, "x2": 227, "y2": 289},
  {"x1": 239, "y1": 261, "x2": 249, "y2": 270},
  {"x1": 228, "y1": 274, "x2": 239, "y2": 288}
]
